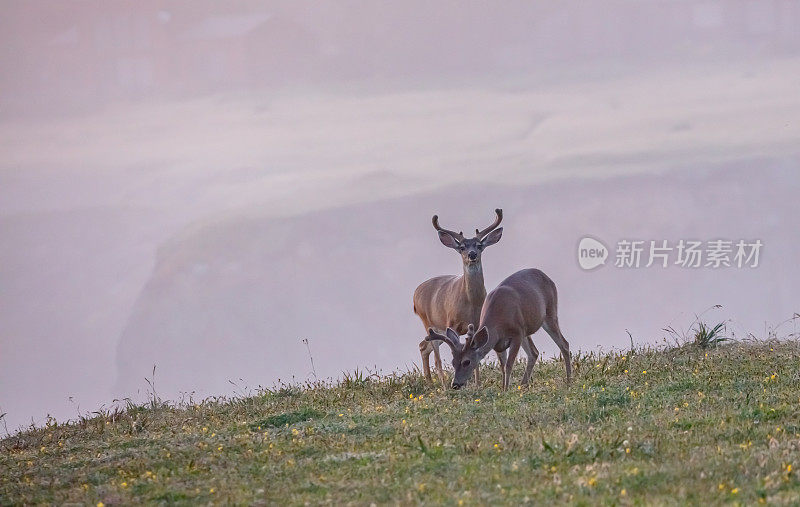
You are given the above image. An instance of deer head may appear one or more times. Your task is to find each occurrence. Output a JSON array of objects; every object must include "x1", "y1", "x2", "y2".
[
  {"x1": 432, "y1": 209, "x2": 503, "y2": 269},
  {"x1": 426, "y1": 324, "x2": 490, "y2": 389}
]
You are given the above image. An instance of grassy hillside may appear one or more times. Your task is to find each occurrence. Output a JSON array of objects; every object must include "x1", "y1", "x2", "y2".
[{"x1": 2, "y1": 340, "x2": 799, "y2": 505}]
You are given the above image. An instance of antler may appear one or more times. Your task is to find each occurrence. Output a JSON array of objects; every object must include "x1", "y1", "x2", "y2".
[
  {"x1": 426, "y1": 327, "x2": 462, "y2": 352},
  {"x1": 475, "y1": 208, "x2": 503, "y2": 240},
  {"x1": 432, "y1": 215, "x2": 465, "y2": 242}
]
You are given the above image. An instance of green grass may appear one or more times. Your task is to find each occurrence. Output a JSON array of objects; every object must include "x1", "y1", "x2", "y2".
[{"x1": 2, "y1": 340, "x2": 800, "y2": 505}]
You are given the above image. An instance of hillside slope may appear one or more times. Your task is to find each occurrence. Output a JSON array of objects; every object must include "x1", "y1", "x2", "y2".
[{"x1": 2, "y1": 340, "x2": 800, "y2": 504}]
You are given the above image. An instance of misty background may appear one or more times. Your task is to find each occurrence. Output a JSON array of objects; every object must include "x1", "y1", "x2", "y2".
[{"x1": 1, "y1": 0, "x2": 799, "y2": 432}]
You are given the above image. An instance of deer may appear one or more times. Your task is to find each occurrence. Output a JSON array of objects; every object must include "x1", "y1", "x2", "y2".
[
  {"x1": 412, "y1": 209, "x2": 504, "y2": 386},
  {"x1": 426, "y1": 268, "x2": 572, "y2": 390}
]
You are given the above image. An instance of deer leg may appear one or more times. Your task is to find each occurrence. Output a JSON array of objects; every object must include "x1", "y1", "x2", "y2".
[
  {"x1": 520, "y1": 335, "x2": 540, "y2": 386},
  {"x1": 496, "y1": 349, "x2": 507, "y2": 390},
  {"x1": 504, "y1": 340, "x2": 521, "y2": 390},
  {"x1": 419, "y1": 339, "x2": 433, "y2": 382},
  {"x1": 543, "y1": 317, "x2": 572, "y2": 383},
  {"x1": 432, "y1": 341, "x2": 447, "y2": 386}
]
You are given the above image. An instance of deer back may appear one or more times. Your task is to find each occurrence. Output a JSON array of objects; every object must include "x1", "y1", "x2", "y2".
[{"x1": 480, "y1": 268, "x2": 556, "y2": 340}]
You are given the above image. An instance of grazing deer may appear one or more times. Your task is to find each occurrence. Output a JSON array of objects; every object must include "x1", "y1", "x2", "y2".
[
  {"x1": 426, "y1": 268, "x2": 572, "y2": 390},
  {"x1": 413, "y1": 209, "x2": 504, "y2": 385}
]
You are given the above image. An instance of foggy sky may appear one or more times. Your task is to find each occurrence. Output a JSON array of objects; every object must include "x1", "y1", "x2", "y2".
[{"x1": 1, "y1": 1, "x2": 799, "y2": 432}]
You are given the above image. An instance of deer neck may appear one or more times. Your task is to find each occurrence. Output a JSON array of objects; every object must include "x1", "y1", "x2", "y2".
[{"x1": 461, "y1": 263, "x2": 486, "y2": 304}]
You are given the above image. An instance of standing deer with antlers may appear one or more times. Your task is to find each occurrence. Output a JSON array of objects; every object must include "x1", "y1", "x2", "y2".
[
  {"x1": 412, "y1": 209, "x2": 503, "y2": 385},
  {"x1": 426, "y1": 268, "x2": 572, "y2": 390}
]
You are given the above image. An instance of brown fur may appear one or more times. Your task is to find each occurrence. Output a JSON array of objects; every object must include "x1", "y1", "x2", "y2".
[
  {"x1": 428, "y1": 268, "x2": 572, "y2": 390},
  {"x1": 412, "y1": 210, "x2": 503, "y2": 385}
]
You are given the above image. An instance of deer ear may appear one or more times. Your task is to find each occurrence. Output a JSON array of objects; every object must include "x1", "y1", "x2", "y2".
[
  {"x1": 471, "y1": 326, "x2": 489, "y2": 349},
  {"x1": 438, "y1": 231, "x2": 461, "y2": 249},
  {"x1": 481, "y1": 227, "x2": 503, "y2": 247}
]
